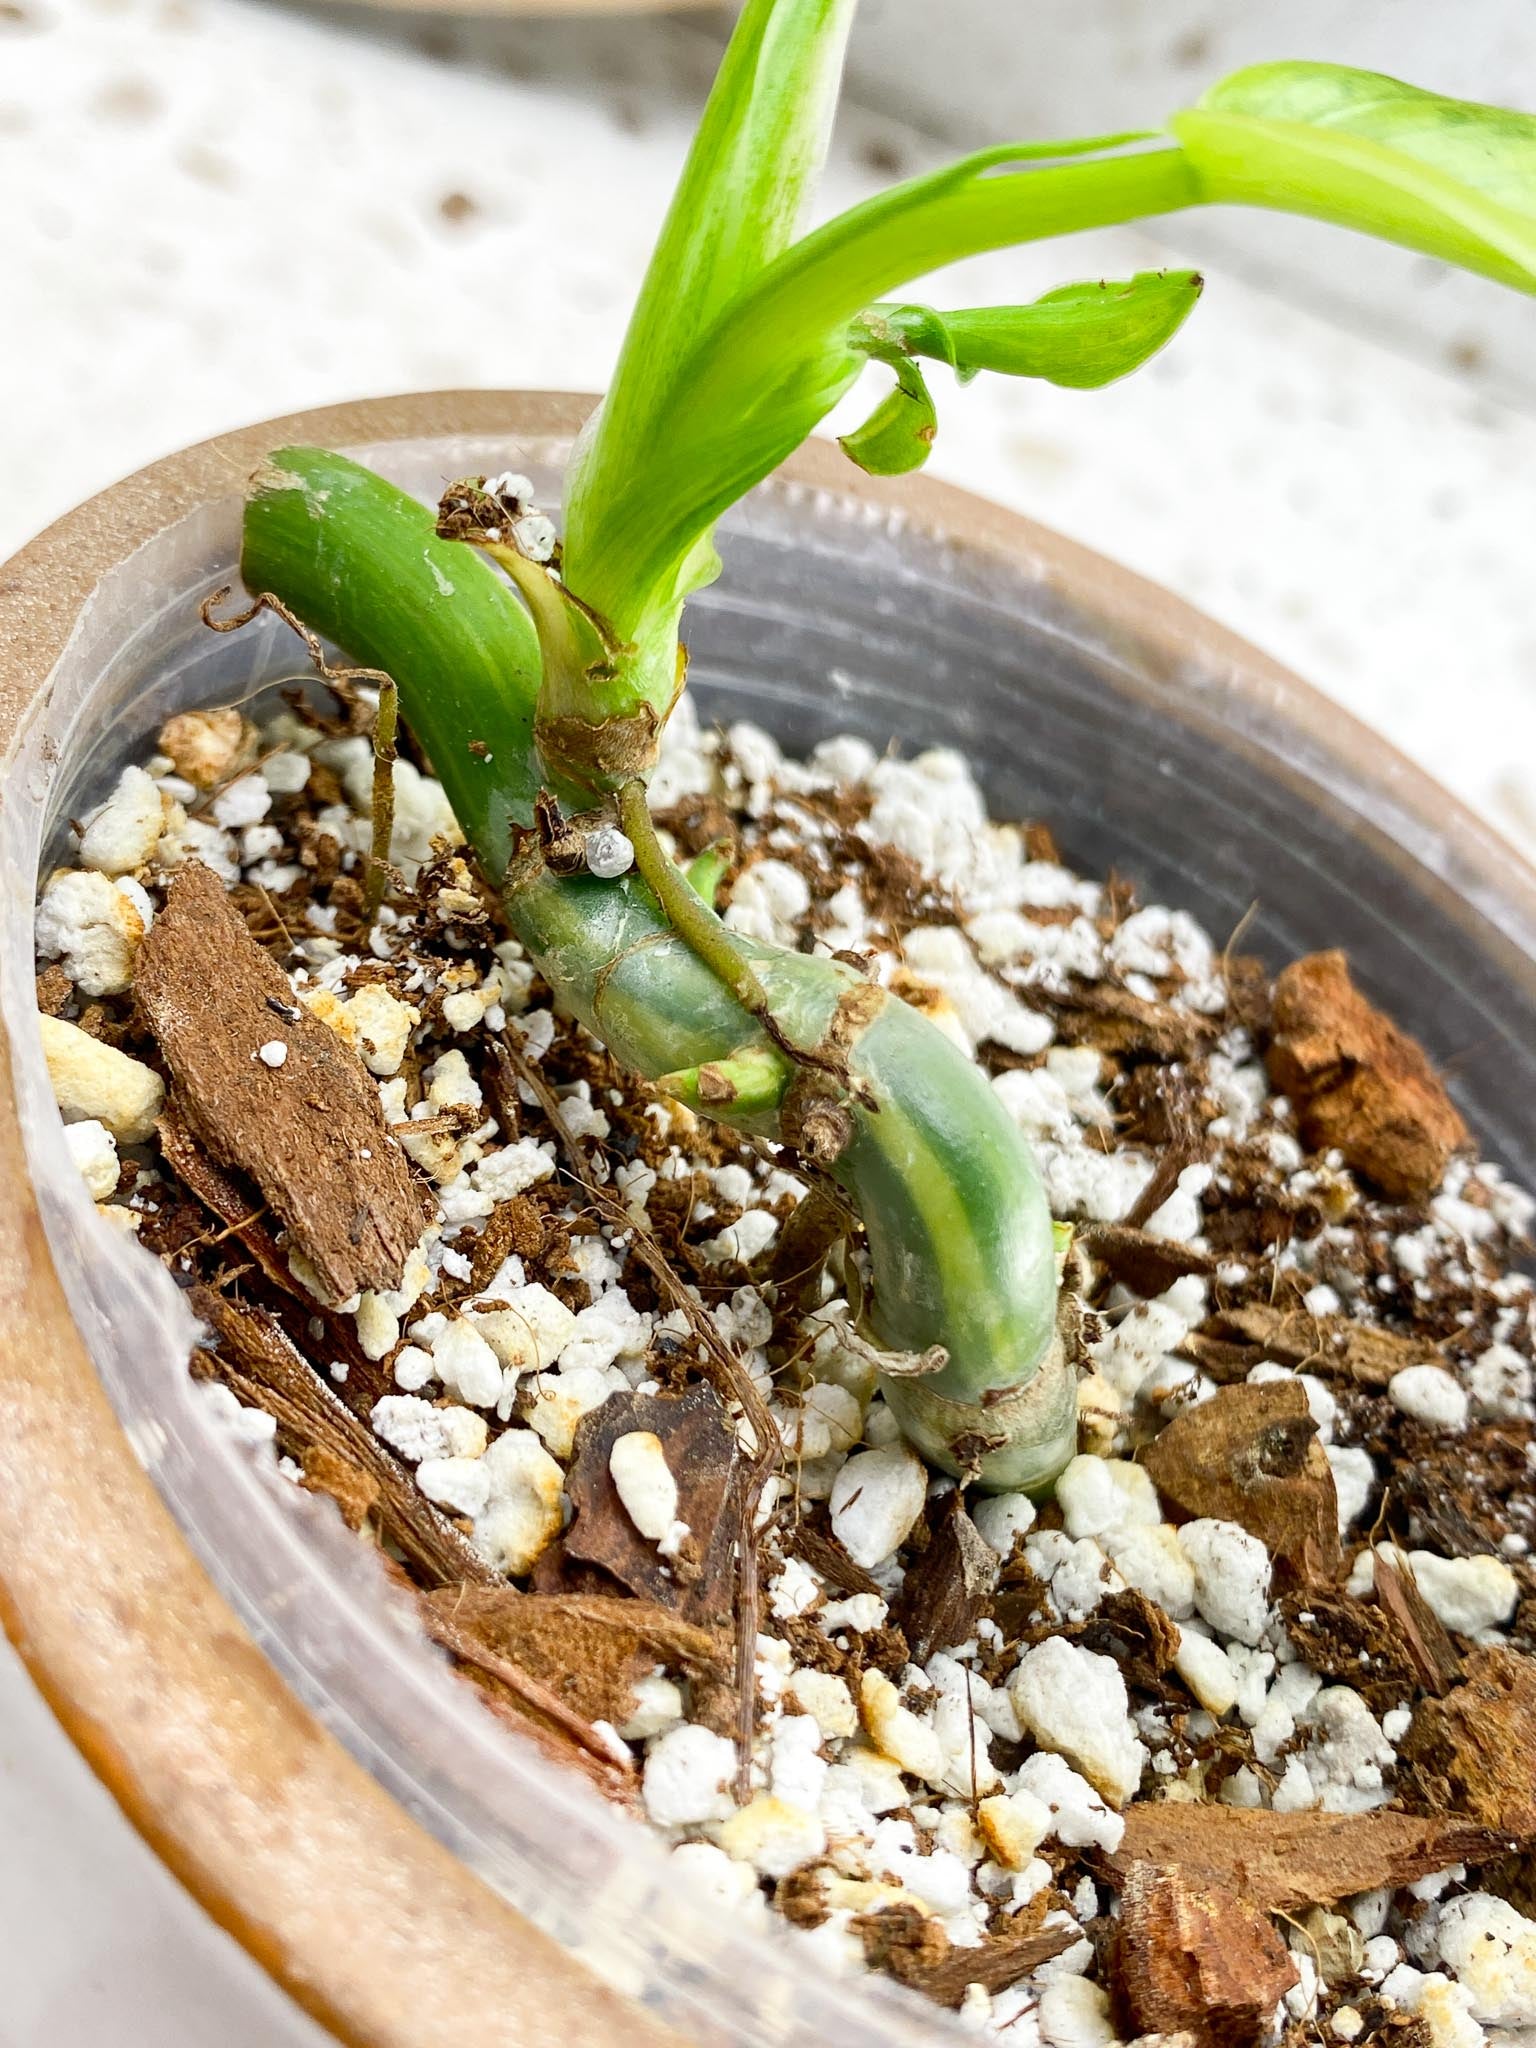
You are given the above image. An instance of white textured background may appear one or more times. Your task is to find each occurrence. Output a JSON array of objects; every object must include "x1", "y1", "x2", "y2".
[{"x1": 1, "y1": 0, "x2": 1534, "y2": 2037}]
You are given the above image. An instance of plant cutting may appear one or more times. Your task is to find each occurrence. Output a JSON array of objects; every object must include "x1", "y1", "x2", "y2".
[
  {"x1": 18, "y1": 12, "x2": 1536, "y2": 2040},
  {"x1": 235, "y1": 13, "x2": 1536, "y2": 1494}
]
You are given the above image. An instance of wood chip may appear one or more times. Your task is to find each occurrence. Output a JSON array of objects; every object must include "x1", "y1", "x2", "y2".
[
  {"x1": 190, "y1": 1284, "x2": 495, "y2": 1588},
  {"x1": 299, "y1": 1442, "x2": 380, "y2": 1531},
  {"x1": 1399, "y1": 1647, "x2": 1536, "y2": 1832},
  {"x1": 416, "y1": 1594, "x2": 637, "y2": 1805},
  {"x1": 1372, "y1": 1553, "x2": 1462, "y2": 1696},
  {"x1": 136, "y1": 862, "x2": 432, "y2": 1301},
  {"x1": 851, "y1": 1901, "x2": 1077, "y2": 2008},
  {"x1": 786, "y1": 1520, "x2": 884, "y2": 1600},
  {"x1": 418, "y1": 1585, "x2": 729, "y2": 1730},
  {"x1": 1111, "y1": 1862, "x2": 1297, "y2": 2048},
  {"x1": 1184, "y1": 1304, "x2": 1443, "y2": 1390},
  {"x1": 1278, "y1": 1591, "x2": 1422, "y2": 1711},
  {"x1": 1108, "y1": 1803, "x2": 1523, "y2": 1913},
  {"x1": 563, "y1": 1385, "x2": 745, "y2": 1630},
  {"x1": 1035, "y1": 981, "x2": 1216, "y2": 1061},
  {"x1": 1140, "y1": 1379, "x2": 1341, "y2": 1586},
  {"x1": 160, "y1": 1107, "x2": 399, "y2": 1416},
  {"x1": 1075, "y1": 1587, "x2": 1183, "y2": 1690},
  {"x1": 1077, "y1": 1221, "x2": 1215, "y2": 1300},
  {"x1": 1265, "y1": 950, "x2": 1468, "y2": 1201},
  {"x1": 896, "y1": 1494, "x2": 1000, "y2": 1665}
]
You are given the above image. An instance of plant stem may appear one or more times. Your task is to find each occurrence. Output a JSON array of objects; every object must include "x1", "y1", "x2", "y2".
[
  {"x1": 242, "y1": 456, "x2": 1077, "y2": 1493},
  {"x1": 616, "y1": 778, "x2": 776, "y2": 1025}
]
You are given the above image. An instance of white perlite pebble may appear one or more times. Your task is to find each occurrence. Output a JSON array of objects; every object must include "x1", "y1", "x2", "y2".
[
  {"x1": 618, "y1": 1673, "x2": 685, "y2": 1742},
  {"x1": 828, "y1": 1443, "x2": 927, "y2": 1569},
  {"x1": 39, "y1": 1014, "x2": 165, "y2": 1144},
  {"x1": 257, "y1": 1039, "x2": 288, "y2": 1068},
  {"x1": 1056, "y1": 1454, "x2": 1161, "y2": 1540},
  {"x1": 609, "y1": 1431, "x2": 686, "y2": 1550},
  {"x1": 1436, "y1": 1894, "x2": 1536, "y2": 2026},
  {"x1": 1039, "y1": 1975, "x2": 1117, "y2": 2048},
  {"x1": 63, "y1": 1117, "x2": 119, "y2": 1200},
  {"x1": 1389, "y1": 1365, "x2": 1470, "y2": 1432},
  {"x1": 342, "y1": 984, "x2": 419, "y2": 1076},
  {"x1": 355, "y1": 1292, "x2": 400, "y2": 1363},
  {"x1": 429, "y1": 1317, "x2": 504, "y2": 1409},
  {"x1": 35, "y1": 868, "x2": 145, "y2": 996},
  {"x1": 471, "y1": 1428, "x2": 565, "y2": 1575},
  {"x1": 642, "y1": 1723, "x2": 738, "y2": 1828},
  {"x1": 977, "y1": 1787, "x2": 1052, "y2": 1870},
  {"x1": 1104, "y1": 1523, "x2": 1195, "y2": 1619},
  {"x1": 77, "y1": 765, "x2": 167, "y2": 875},
  {"x1": 1010, "y1": 1636, "x2": 1147, "y2": 1806},
  {"x1": 1402, "y1": 1550, "x2": 1519, "y2": 1634},
  {"x1": 369, "y1": 1395, "x2": 487, "y2": 1465},
  {"x1": 786, "y1": 1668, "x2": 857, "y2": 1741},
  {"x1": 584, "y1": 826, "x2": 635, "y2": 881},
  {"x1": 859, "y1": 1669, "x2": 945, "y2": 1788},
  {"x1": 1468, "y1": 1344, "x2": 1534, "y2": 1418},
  {"x1": 1175, "y1": 1625, "x2": 1239, "y2": 1717},
  {"x1": 1178, "y1": 1518, "x2": 1273, "y2": 1646},
  {"x1": 470, "y1": 1283, "x2": 577, "y2": 1375},
  {"x1": 716, "y1": 1794, "x2": 826, "y2": 1879},
  {"x1": 972, "y1": 1490, "x2": 1036, "y2": 1557},
  {"x1": 415, "y1": 1455, "x2": 491, "y2": 1520},
  {"x1": 210, "y1": 772, "x2": 271, "y2": 829},
  {"x1": 1328, "y1": 1444, "x2": 1377, "y2": 1530}
]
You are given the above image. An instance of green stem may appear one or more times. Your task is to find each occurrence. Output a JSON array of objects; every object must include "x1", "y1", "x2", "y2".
[
  {"x1": 616, "y1": 777, "x2": 775, "y2": 1023},
  {"x1": 243, "y1": 448, "x2": 552, "y2": 879},
  {"x1": 242, "y1": 456, "x2": 1075, "y2": 1492}
]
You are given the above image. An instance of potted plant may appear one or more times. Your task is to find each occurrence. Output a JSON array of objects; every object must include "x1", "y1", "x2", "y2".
[{"x1": 4, "y1": 8, "x2": 1536, "y2": 2045}]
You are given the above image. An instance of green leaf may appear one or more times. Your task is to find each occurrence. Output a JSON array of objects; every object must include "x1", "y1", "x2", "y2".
[
  {"x1": 570, "y1": 137, "x2": 1199, "y2": 631},
  {"x1": 564, "y1": 0, "x2": 858, "y2": 642},
  {"x1": 839, "y1": 352, "x2": 939, "y2": 476},
  {"x1": 862, "y1": 268, "x2": 1203, "y2": 392},
  {"x1": 1174, "y1": 62, "x2": 1536, "y2": 293}
]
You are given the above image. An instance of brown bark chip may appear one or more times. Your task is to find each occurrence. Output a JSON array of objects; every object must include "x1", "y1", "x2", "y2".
[
  {"x1": 1399, "y1": 1647, "x2": 1536, "y2": 1831},
  {"x1": 851, "y1": 1903, "x2": 1077, "y2": 2009},
  {"x1": 1140, "y1": 1379, "x2": 1341, "y2": 1587},
  {"x1": 1111, "y1": 1863, "x2": 1297, "y2": 2048},
  {"x1": 136, "y1": 861, "x2": 432, "y2": 1301},
  {"x1": 1372, "y1": 1553, "x2": 1462, "y2": 1697},
  {"x1": 1265, "y1": 951, "x2": 1468, "y2": 1201},
  {"x1": 1108, "y1": 1804, "x2": 1522, "y2": 1913},
  {"x1": 1077, "y1": 1221, "x2": 1214, "y2": 1300},
  {"x1": 1186, "y1": 1304, "x2": 1443, "y2": 1391},
  {"x1": 419, "y1": 1586, "x2": 730, "y2": 1731},
  {"x1": 563, "y1": 1385, "x2": 745, "y2": 1629},
  {"x1": 191, "y1": 1285, "x2": 494, "y2": 1589},
  {"x1": 896, "y1": 1494, "x2": 1000, "y2": 1665},
  {"x1": 786, "y1": 1520, "x2": 884, "y2": 1599}
]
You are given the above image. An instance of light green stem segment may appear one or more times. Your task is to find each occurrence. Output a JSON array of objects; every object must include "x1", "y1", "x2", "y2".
[
  {"x1": 513, "y1": 862, "x2": 1073, "y2": 1491},
  {"x1": 242, "y1": 449, "x2": 1074, "y2": 1491}
]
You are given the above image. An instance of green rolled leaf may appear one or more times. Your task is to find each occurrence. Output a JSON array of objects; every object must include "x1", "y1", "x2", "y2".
[
  {"x1": 861, "y1": 268, "x2": 1203, "y2": 391},
  {"x1": 1174, "y1": 62, "x2": 1536, "y2": 292},
  {"x1": 838, "y1": 351, "x2": 938, "y2": 476}
]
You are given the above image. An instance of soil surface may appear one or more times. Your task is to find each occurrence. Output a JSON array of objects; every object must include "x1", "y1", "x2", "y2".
[{"x1": 34, "y1": 686, "x2": 1536, "y2": 2048}]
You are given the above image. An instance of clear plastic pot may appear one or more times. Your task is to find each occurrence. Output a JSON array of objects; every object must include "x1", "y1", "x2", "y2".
[{"x1": 2, "y1": 394, "x2": 1534, "y2": 2047}]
